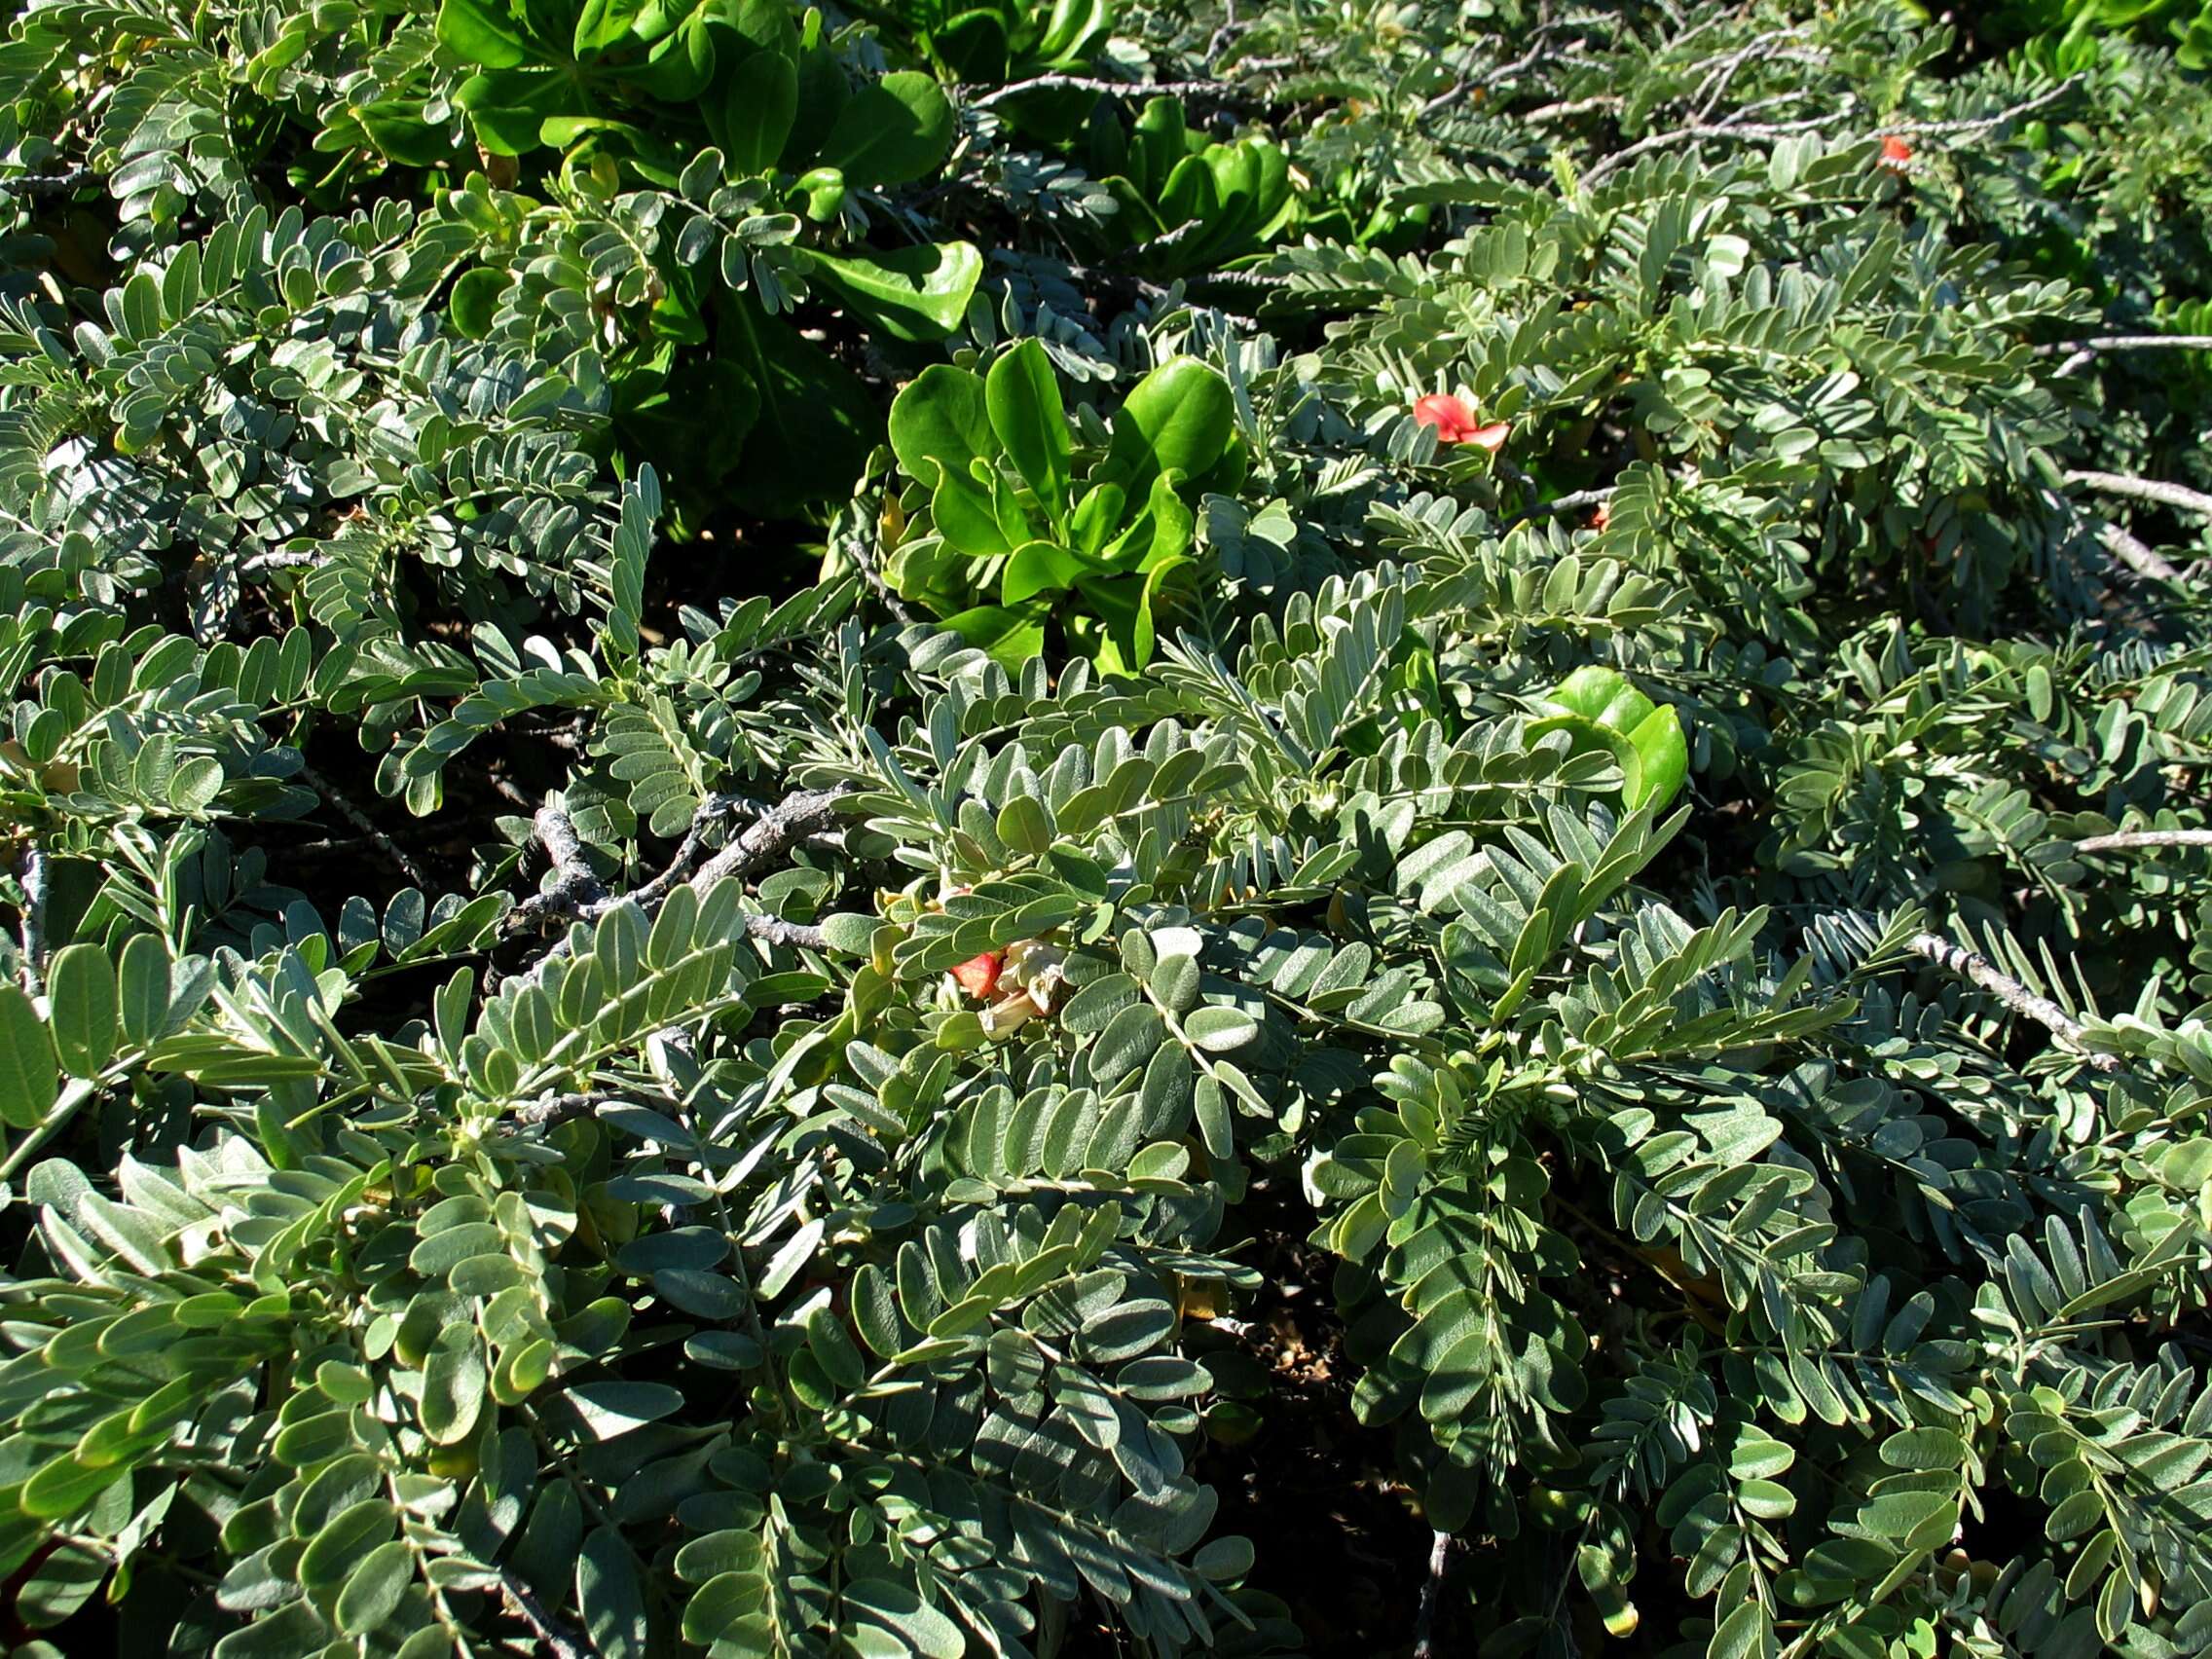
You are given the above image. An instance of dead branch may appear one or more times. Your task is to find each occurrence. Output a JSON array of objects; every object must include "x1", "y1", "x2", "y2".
[
  {"x1": 499, "y1": 1568, "x2": 600, "y2": 1659},
  {"x1": 513, "y1": 787, "x2": 853, "y2": 987},
  {"x1": 2071, "y1": 830, "x2": 2212, "y2": 854},
  {"x1": 619, "y1": 793, "x2": 763, "y2": 913},
  {"x1": 2067, "y1": 469, "x2": 2212, "y2": 521},
  {"x1": 298, "y1": 762, "x2": 429, "y2": 889},
  {"x1": 2097, "y1": 521, "x2": 2184, "y2": 584},
  {"x1": 689, "y1": 788, "x2": 852, "y2": 893},
  {"x1": 16, "y1": 846, "x2": 48, "y2": 993},
  {"x1": 1411, "y1": 1530, "x2": 1461, "y2": 1659},
  {"x1": 972, "y1": 75, "x2": 1238, "y2": 109},
  {"x1": 510, "y1": 804, "x2": 606, "y2": 928},
  {"x1": 1509, "y1": 485, "x2": 1618, "y2": 526},
  {"x1": 1907, "y1": 931, "x2": 2121, "y2": 1074},
  {"x1": 2042, "y1": 334, "x2": 2212, "y2": 379},
  {"x1": 746, "y1": 915, "x2": 831, "y2": 952},
  {"x1": 1874, "y1": 75, "x2": 2083, "y2": 139}
]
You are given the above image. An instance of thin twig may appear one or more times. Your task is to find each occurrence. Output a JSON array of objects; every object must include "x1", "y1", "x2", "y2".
[
  {"x1": 238, "y1": 547, "x2": 329, "y2": 575},
  {"x1": 1875, "y1": 74, "x2": 2083, "y2": 138},
  {"x1": 622, "y1": 793, "x2": 761, "y2": 911},
  {"x1": 1508, "y1": 485, "x2": 1617, "y2": 526},
  {"x1": 1907, "y1": 931, "x2": 2121, "y2": 1074},
  {"x1": 514, "y1": 1090, "x2": 615, "y2": 1128},
  {"x1": 0, "y1": 166, "x2": 93, "y2": 199},
  {"x1": 1581, "y1": 107, "x2": 1841, "y2": 188},
  {"x1": 1582, "y1": 75, "x2": 2081, "y2": 192},
  {"x1": 1690, "y1": 27, "x2": 1819, "y2": 121},
  {"x1": 499, "y1": 1567, "x2": 599, "y2": 1659},
  {"x1": 298, "y1": 762, "x2": 428, "y2": 889},
  {"x1": 2066, "y1": 469, "x2": 2212, "y2": 521},
  {"x1": 1411, "y1": 1530, "x2": 1461, "y2": 1659},
  {"x1": 845, "y1": 532, "x2": 917, "y2": 624},
  {"x1": 1202, "y1": 0, "x2": 1242, "y2": 65},
  {"x1": 972, "y1": 75, "x2": 1238, "y2": 109},
  {"x1": 1421, "y1": 31, "x2": 1579, "y2": 117},
  {"x1": 1525, "y1": 93, "x2": 1625, "y2": 124},
  {"x1": 2041, "y1": 335, "x2": 2212, "y2": 379},
  {"x1": 2071, "y1": 830, "x2": 2212, "y2": 853}
]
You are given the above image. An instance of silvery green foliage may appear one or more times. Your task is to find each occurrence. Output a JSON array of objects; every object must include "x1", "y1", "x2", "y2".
[{"x1": 3, "y1": 0, "x2": 2212, "y2": 1656}]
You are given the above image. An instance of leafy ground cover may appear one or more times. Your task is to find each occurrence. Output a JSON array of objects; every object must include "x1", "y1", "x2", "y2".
[{"x1": 5, "y1": 1, "x2": 2212, "y2": 1655}]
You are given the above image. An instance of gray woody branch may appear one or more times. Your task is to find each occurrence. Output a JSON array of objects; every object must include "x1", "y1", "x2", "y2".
[
  {"x1": 514, "y1": 788, "x2": 851, "y2": 987},
  {"x1": 2071, "y1": 830, "x2": 2212, "y2": 854},
  {"x1": 2042, "y1": 335, "x2": 2212, "y2": 378},
  {"x1": 2066, "y1": 469, "x2": 2212, "y2": 521},
  {"x1": 1908, "y1": 932, "x2": 2121, "y2": 1074},
  {"x1": 510, "y1": 803, "x2": 606, "y2": 929}
]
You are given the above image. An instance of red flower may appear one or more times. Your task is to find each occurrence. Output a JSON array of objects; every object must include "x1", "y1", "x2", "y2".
[
  {"x1": 1412, "y1": 392, "x2": 1476, "y2": 440},
  {"x1": 950, "y1": 952, "x2": 1002, "y2": 999},
  {"x1": 1412, "y1": 393, "x2": 1510, "y2": 452},
  {"x1": 1878, "y1": 134, "x2": 1913, "y2": 172},
  {"x1": 1590, "y1": 501, "x2": 1610, "y2": 531}
]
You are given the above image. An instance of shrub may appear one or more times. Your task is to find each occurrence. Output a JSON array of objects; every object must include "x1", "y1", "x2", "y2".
[{"x1": 3, "y1": 2, "x2": 2212, "y2": 1657}]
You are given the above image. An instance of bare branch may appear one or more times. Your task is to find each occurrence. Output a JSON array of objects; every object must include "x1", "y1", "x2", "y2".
[
  {"x1": 1411, "y1": 1530, "x2": 1461, "y2": 1659},
  {"x1": 1508, "y1": 485, "x2": 1617, "y2": 527},
  {"x1": 17, "y1": 846, "x2": 48, "y2": 994},
  {"x1": 972, "y1": 75, "x2": 1238, "y2": 109},
  {"x1": 690, "y1": 788, "x2": 852, "y2": 892},
  {"x1": 512, "y1": 788, "x2": 853, "y2": 988},
  {"x1": 1421, "y1": 31, "x2": 1582, "y2": 117},
  {"x1": 842, "y1": 530, "x2": 916, "y2": 625},
  {"x1": 1691, "y1": 28, "x2": 1822, "y2": 121},
  {"x1": 499, "y1": 1567, "x2": 600, "y2": 1659},
  {"x1": 510, "y1": 804, "x2": 606, "y2": 928},
  {"x1": 1580, "y1": 106, "x2": 1840, "y2": 188},
  {"x1": 0, "y1": 166, "x2": 93, "y2": 199},
  {"x1": 616, "y1": 793, "x2": 761, "y2": 913},
  {"x1": 747, "y1": 915, "x2": 830, "y2": 952},
  {"x1": 1874, "y1": 75, "x2": 2083, "y2": 138},
  {"x1": 1525, "y1": 93, "x2": 1625, "y2": 124},
  {"x1": 298, "y1": 762, "x2": 428, "y2": 889},
  {"x1": 2071, "y1": 830, "x2": 2212, "y2": 854},
  {"x1": 1907, "y1": 932, "x2": 2121, "y2": 1074},
  {"x1": 2066, "y1": 469, "x2": 2212, "y2": 521},
  {"x1": 2097, "y1": 521, "x2": 2185, "y2": 584},
  {"x1": 238, "y1": 548, "x2": 329, "y2": 575},
  {"x1": 1582, "y1": 75, "x2": 2083, "y2": 192},
  {"x1": 2041, "y1": 334, "x2": 2212, "y2": 379},
  {"x1": 513, "y1": 1090, "x2": 609, "y2": 1128},
  {"x1": 535, "y1": 805, "x2": 597, "y2": 891}
]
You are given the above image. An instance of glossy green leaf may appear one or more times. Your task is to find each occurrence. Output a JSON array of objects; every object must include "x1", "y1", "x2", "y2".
[
  {"x1": 817, "y1": 70, "x2": 953, "y2": 187},
  {"x1": 437, "y1": 0, "x2": 533, "y2": 68},
  {"x1": 986, "y1": 339, "x2": 1072, "y2": 518},
  {"x1": 802, "y1": 241, "x2": 982, "y2": 343},
  {"x1": 1104, "y1": 356, "x2": 1235, "y2": 500}
]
